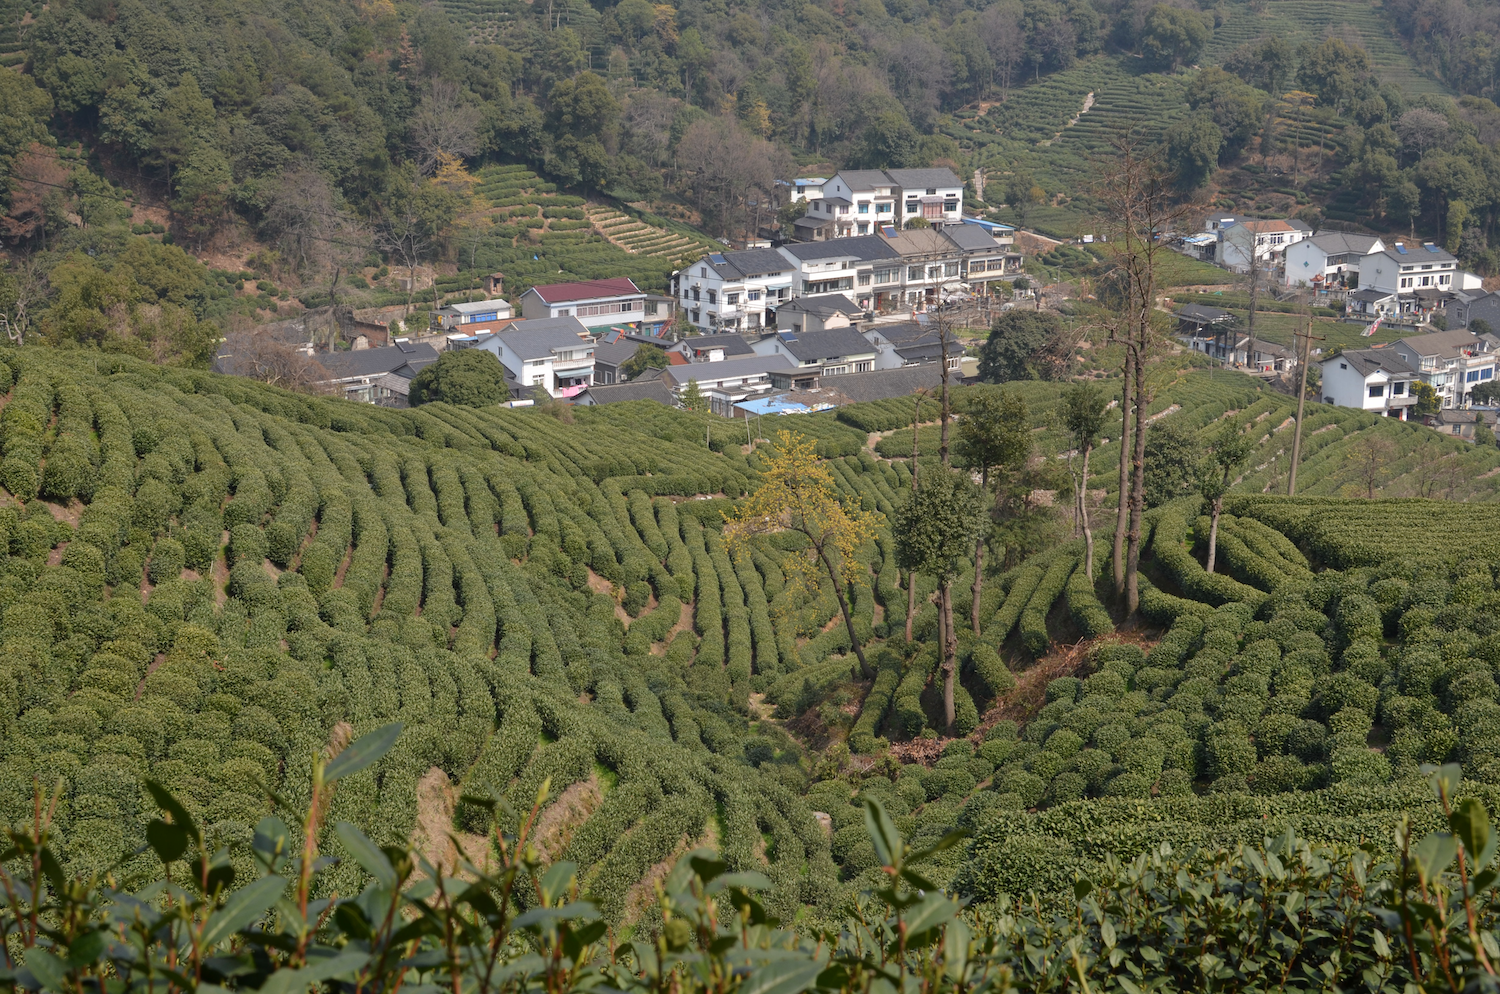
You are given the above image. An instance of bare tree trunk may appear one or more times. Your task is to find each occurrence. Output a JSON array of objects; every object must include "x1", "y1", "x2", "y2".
[
  {"x1": 939, "y1": 325, "x2": 952, "y2": 467},
  {"x1": 1113, "y1": 348, "x2": 1134, "y2": 596},
  {"x1": 941, "y1": 580, "x2": 957, "y2": 732},
  {"x1": 971, "y1": 466, "x2": 987, "y2": 635},
  {"x1": 1125, "y1": 355, "x2": 1148, "y2": 615},
  {"x1": 1206, "y1": 497, "x2": 1222, "y2": 573},
  {"x1": 906, "y1": 391, "x2": 922, "y2": 643},
  {"x1": 817, "y1": 544, "x2": 870, "y2": 678},
  {"x1": 1080, "y1": 443, "x2": 1094, "y2": 579}
]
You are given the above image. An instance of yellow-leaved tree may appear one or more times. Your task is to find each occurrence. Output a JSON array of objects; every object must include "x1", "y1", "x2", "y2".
[{"x1": 724, "y1": 431, "x2": 881, "y2": 677}]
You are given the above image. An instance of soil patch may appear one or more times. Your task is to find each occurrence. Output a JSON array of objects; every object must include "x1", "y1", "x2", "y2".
[
  {"x1": 411, "y1": 767, "x2": 494, "y2": 876},
  {"x1": 531, "y1": 774, "x2": 603, "y2": 863}
]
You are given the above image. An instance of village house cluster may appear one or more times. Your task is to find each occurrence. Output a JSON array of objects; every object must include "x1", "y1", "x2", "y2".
[{"x1": 264, "y1": 166, "x2": 1027, "y2": 416}]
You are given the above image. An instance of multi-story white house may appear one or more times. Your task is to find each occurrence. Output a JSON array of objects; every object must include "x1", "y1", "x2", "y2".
[
  {"x1": 819, "y1": 168, "x2": 965, "y2": 233},
  {"x1": 775, "y1": 236, "x2": 902, "y2": 311},
  {"x1": 672, "y1": 249, "x2": 796, "y2": 333},
  {"x1": 1282, "y1": 232, "x2": 1385, "y2": 289},
  {"x1": 1217, "y1": 218, "x2": 1313, "y2": 273},
  {"x1": 945, "y1": 223, "x2": 1023, "y2": 292},
  {"x1": 519, "y1": 278, "x2": 647, "y2": 331},
  {"x1": 1319, "y1": 348, "x2": 1419, "y2": 419},
  {"x1": 1388, "y1": 329, "x2": 1500, "y2": 408},
  {"x1": 1359, "y1": 242, "x2": 1460, "y2": 295},
  {"x1": 453, "y1": 316, "x2": 595, "y2": 399},
  {"x1": 433, "y1": 298, "x2": 514, "y2": 330},
  {"x1": 885, "y1": 228, "x2": 966, "y2": 309}
]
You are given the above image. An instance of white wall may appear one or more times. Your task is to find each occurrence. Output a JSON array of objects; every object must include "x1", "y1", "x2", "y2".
[{"x1": 1320, "y1": 359, "x2": 1381, "y2": 410}]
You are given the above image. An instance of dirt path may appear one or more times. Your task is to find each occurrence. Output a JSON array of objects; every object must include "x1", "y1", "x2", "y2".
[{"x1": 1039, "y1": 91, "x2": 1095, "y2": 145}]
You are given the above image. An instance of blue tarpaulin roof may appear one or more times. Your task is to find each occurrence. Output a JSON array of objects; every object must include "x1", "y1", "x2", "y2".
[{"x1": 735, "y1": 395, "x2": 812, "y2": 416}]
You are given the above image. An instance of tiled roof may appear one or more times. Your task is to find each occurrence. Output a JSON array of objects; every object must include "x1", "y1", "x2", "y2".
[
  {"x1": 779, "y1": 235, "x2": 900, "y2": 262},
  {"x1": 691, "y1": 248, "x2": 790, "y2": 280},
  {"x1": 662, "y1": 355, "x2": 792, "y2": 387},
  {"x1": 526, "y1": 278, "x2": 641, "y2": 304},
  {"x1": 494, "y1": 317, "x2": 592, "y2": 359},
  {"x1": 1326, "y1": 348, "x2": 1418, "y2": 378},
  {"x1": 777, "y1": 294, "x2": 862, "y2": 318},
  {"x1": 772, "y1": 326, "x2": 874, "y2": 363},
  {"x1": 942, "y1": 224, "x2": 1006, "y2": 252},
  {"x1": 318, "y1": 341, "x2": 438, "y2": 380},
  {"x1": 680, "y1": 334, "x2": 755, "y2": 357},
  {"x1": 576, "y1": 380, "x2": 677, "y2": 406},
  {"x1": 884, "y1": 168, "x2": 963, "y2": 190}
]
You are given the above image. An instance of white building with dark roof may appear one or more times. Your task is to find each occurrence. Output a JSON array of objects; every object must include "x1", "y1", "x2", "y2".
[
  {"x1": 1283, "y1": 232, "x2": 1386, "y2": 289},
  {"x1": 1217, "y1": 218, "x2": 1313, "y2": 272},
  {"x1": 820, "y1": 168, "x2": 965, "y2": 233},
  {"x1": 434, "y1": 298, "x2": 514, "y2": 330},
  {"x1": 316, "y1": 340, "x2": 439, "y2": 404},
  {"x1": 776, "y1": 235, "x2": 902, "y2": 310},
  {"x1": 453, "y1": 316, "x2": 595, "y2": 399},
  {"x1": 751, "y1": 327, "x2": 878, "y2": 387},
  {"x1": 1319, "y1": 347, "x2": 1419, "y2": 419},
  {"x1": 672, "y1": 248, "x2": 795, "y2": 333},
  {"x1": 1360, "y1": 242, "x2": 1460, "y2": 295},
  {"x1": 1388, "y1": 329, "x2": 1500, "y2": 408}
]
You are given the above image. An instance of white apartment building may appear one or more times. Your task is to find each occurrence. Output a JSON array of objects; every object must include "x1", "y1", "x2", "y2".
[
  {"x1": 455, "y1": 316, "x2": 595, "y2": 399},
  {"x1": 1388, "y1": 329, "x2": 1500, "y2": 408},
  {"x1": 672, "y1": 249, "x2": 795, "y2": 333},
  {"x1": 1283, "y1": 232, "x2": 1385, "y2": 289},
  {"x1": 819, "y1": 168, "x2": 965, "y2": 234},
  {"x1": 775, "y1": 235, "x2": 902, "y2": 311},
  {"x1": 1359, "y1": 242, "x2": 1460, "y2": 295},
  {"x1": 1217, "y1": 218, "x2": 1313, "y2": 273},
  {"x1": 1319, "y1": 348, "x2": 1419, "y2": 419}
]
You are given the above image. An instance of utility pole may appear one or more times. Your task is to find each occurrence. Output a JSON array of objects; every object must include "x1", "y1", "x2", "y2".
[{"x1": 1287, "y1": 315, "x2": 1324, "y2": 497}]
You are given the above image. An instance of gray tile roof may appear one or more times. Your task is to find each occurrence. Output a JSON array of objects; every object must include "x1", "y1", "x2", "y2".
[
  {"x1": 662, "y1": 355, "x2": 792, "y2": 387},
  {"x1": 496, "y1": 317, "x2": 592, "y2": 360},
  {"x1": 773, "y1": 326, "x2": 874, "y2": 363},
  {"x1": 819, "y1": 364, "x2": 950, "y2": 402},
  {"x1": 777, "y1": 294, "x2": 862, "y2": 318},
  {"x1": 576, "y1": 380, "x2": 677, "y2": 406},
  {"x1": 318, "y1": 342, "x2": 438, "y2": 380},
  {"x1": 1306, "y1": 231, "x2": 1384, "y2": 255},
  {"x1": 1394, "y1": 329, "x2": 1495, "y2": 359},
  {"x1": 779, "y1": 235, "x2": 900, "y2": 262},
  {"x1": 1373, "y1": 243, "x2": 1458, "y2": 265},
  {"x1": 942, "y1": 224, "x2": 1006, "y2": 252},
  {"x1": 679, "y1": 334, "x2": 755, "y2": 357},
  {"x1": 591, "y1": 338, "x2": 639, "y2": 368},
  {"x1": 695, "y1": 248, "x2": 791, "y2": 280},
  {"x1": 835, "y1": 170, "x2": 896, "y2": 190},
  {"x1": 1324, "y1": 348, "x2": 1417, "y2": 378},
  {"x1": 885, "y1": 168, "x2": 963, "y2": 190},
  {"x1": 1176, "y1": 303, "x2": 1233, "y2": 324}
]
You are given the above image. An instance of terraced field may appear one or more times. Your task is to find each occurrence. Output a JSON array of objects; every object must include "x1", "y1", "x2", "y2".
[
  {"x1": 585, "y1": 206, "x2": 720, "y2": 271},
  {"x1": 0, "y1": 0, "x2": 33, "y2": 67}
]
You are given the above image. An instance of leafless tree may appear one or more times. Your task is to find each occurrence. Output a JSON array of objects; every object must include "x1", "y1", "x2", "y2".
[
  {"x1": 622, "y1": 91, "x2": 677, "y2": 167},
  {"x1": 1396, "y1": 108, "x2": 1450, "y2": 161},
  {"x1": 883, "y1": 34, "x2": 952, "y2": 127},
  {"x1": 979, "y1": 4, "x2": 1024, "y2": 101},
  {"x1": 676, "y1": 116, "x2": 789, "y2": 239},
  {"x1": 0, "y1": 254, "x2": 48, "y2": 346},
  {"x1": 1094, "y1": 134, "x2": 1193, "y2": 616},
  {"x1": 409, "y1": 81, "x2": 483, "y2": 175},
  {"x1": 218, "y1": 322, "x2": 334, "y2": 393}
]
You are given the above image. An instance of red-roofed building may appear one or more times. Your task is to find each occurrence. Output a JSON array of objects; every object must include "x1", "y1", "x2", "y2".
[{"x1": 519, "y1": 278, "x2": 649, "y2": 330}]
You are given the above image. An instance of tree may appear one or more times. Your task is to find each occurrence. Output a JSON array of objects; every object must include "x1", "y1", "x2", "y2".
[
  {"x1": 1060, "y1": 383, "x2": 1109, "y2": 579},
  {"x1": 217, "y1": 322, "x2": 331, "y2": 392},
  {"x1": 1396, "y1": 108, "x2": 1450, "y2": 160},
  {"x1": 724, "y1": 431, "x2": 881, "y2": 677},
  {"x1": 409, "y1": 81, "x2": 483, "y2": 175},
  {"x1": 1469, "y1": 380, "x2": 1500, "y2": 406},
  {"x1": 545, "y1": 71, "x2": 620, "y2": 188},
  {"x1": 1165, "y1": 112, "x2": 1223, "y2": 188},
  {"x1": 408, "y1": 349, "x2": 511, "y2": 407},
  {"x1": 680, "y1": 379, "x2": 707, "y2": 413},
  {"x1": 956, "y1": 388, "x2": 1030, "y2": 633},
  {"x1": 1297, "y1": 38, "x2": 1371, "y2": 110},
  {"x1": 1475, "y1": 413, "x2": 1495, "y2": 447},
  {"x1": 1140, "y1": 4, "x2": 1210, "y2": 70},
  {"x1": 1142, "y1": 420, "x2": 1197, "y2": 508},
  {"x1": 858, "y1": 112, "x2": 921, "y2": 169},
  {"x1": 977, "y1": 309, "x2": 1071, "y2": 382},
  {"x1": 1003, "y1": 171, "x2": 1043, "y2": 223},
  {"x1": 620, "y1": 344, "x2": 669, "y2": 380},
  {"x1": 1094, "y1": 135, "x2": 1191, "y2": 616},
  {"x1": 892, "y1": 467, "x2": 984, "y2": 731},
  {"x1": 1195, "y1": 420, "x2": 1253, "y2": 573},
  {"x1": 1413, "y1": 381, "x2": 1441, "y2": 417},
  {"x1": 1346, "y1": 435, "x2": 1394, "y2": 498}
]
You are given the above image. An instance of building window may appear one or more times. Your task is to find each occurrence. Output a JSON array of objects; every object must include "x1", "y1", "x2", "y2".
[
  {"x1": 700, "y1": 268, "x2": 707, "y2": 277},
  {"x1": 1369, "y1": 384, "x2": 1384, "y2": 398},
  {"x1": 1468, "y1": 370, "x2": 1481, "y2": 382},
  {"x1": 727, "y1": 292, "x2": 739, "y2": 305},
  {"x1": 645, "y1": 301, "x2": 659, "y2": 315},
  {"x1": 1421, "y1": 277, "x2": 1431, "y2": 287},
  {"x1": 944, "y1": 262, "x2": 959, "y2": 277},
  {"x1": 923, "y1": 202, "x2": 942, "y2": 219},
  {"x1": 908, "y1": 265, "x2": 924, "y2": 280},
  {"x1": 707, "y1": 290, "x2": 717, "y2": 304},
  {"x1": 747, "y1": 290, "x2": 761, "y2": 301},
  {"x1": 874, "y1": 268, "x2": 897, "y2": 284},
  {"x1": 905, "y1": 200, "x2": 919, "y2": 214},
  {"x1": 857, "y1": 223, "x2": 869, "y2": 235},
  {"x1": 1483, "y1": 368, "x2": 1494, "y2": 380},
  {"x1": 691, "y1": 310, "x2": 700, "y2": 323},
  {"x1": 858, "y1": 202, "x2": 870, "y2": 214},
  {"x1": 877, "y1": 203, "x2": 892, "y2": 214},
  {"x1": 692, "y1": 288, "x2": 700, "y2": 301},
  {"x1": 944, "y1": 199, "x2": 958, "y2": 212},
  {"x1": 854, "y1": 361, "x2": 872, "y2": 372},
  {"x1": 1392, "y1": 381, "x2": 1406, "y2": 395},
  {"x1": 857, "y1": 273, "x2": 871, "y2": 286},
  {"x1": 1400, "y1": 278, "x2": 1412, "y2": 288}
]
